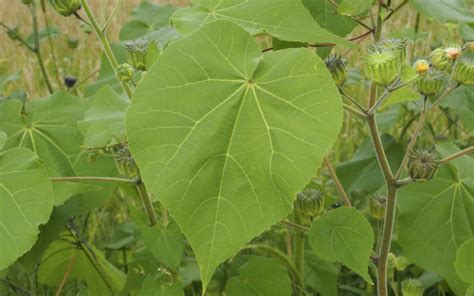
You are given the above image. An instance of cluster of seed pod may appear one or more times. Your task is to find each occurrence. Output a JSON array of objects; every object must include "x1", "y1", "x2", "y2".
[{"x1": 364, "y1": 39, "x2": 407, "y2": 86}]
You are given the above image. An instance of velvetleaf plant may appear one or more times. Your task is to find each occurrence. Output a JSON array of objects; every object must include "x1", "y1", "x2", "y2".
[{"x1": 0, "y1": 0, "x2": 473, "y2": 296}]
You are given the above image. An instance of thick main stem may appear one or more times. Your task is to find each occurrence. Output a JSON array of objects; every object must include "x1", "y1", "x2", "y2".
[{"x1": 79, "y1": 0, "x2": 133, "y2": 99}]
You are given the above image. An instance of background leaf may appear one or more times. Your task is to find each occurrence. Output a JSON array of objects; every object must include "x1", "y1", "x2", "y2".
[
  {"x1": 126, "y1": 20, "x2": 343, "y2": 288},
  {"x1": 309, "y1": 207, "x2": 374, "y2": 283},
  {"x1": 0, "y1": 148, "x2": 54, "y2": 269},
  {"x1": 442, "y1": 85, "x2": 474, "y2": 133},
  {"x1": 454, "y1": 239, "x2": 474, "y2": 289},
  {"x1": 142, "y1": 220, "x2": 184, "y2": 269},
  {"x1": 303, "y1": 0, "x2": 358, "y2": 37},
  {"x1": 139, "y1": 276, "x2": 184, "y2": 296},
  {"x1": 410, "y1": 0, "x2": 474, "y2": 23},
  {"x1": 337, "y1": 0, "x2": 372, "y2": 16}
]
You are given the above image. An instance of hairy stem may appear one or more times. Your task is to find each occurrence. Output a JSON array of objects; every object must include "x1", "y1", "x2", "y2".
[
  {"x1": 135, "y1": 180, "x2": 158, "y2": 226},
  {"x1": 323, "y1": 157, "x2": 352, "y2": 207},
  {"x1": 79, "y1": 0, "x2": 133, "y2": 98}
]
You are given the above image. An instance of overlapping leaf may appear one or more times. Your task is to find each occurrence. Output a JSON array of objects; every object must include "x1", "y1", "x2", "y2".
[
  {"x1": 309, "y1": 207, "x2": 374, "y2": 283},
  {"x1": 142, "y1": 220, "x2": 184, "y2": 269},
  {"x1": 126, "y1": 20, "x2": 343, "y2": 288},
  {"x1": 398, "y1": 143, "x2": 474, "y2": 295},
  {"x1": 0, "y1": 148, "x2": 54, "y2": 269},
  {"x1": 303, "y1": 0, "x2": 358, "y2": 37},
  {"x1": 455, "y1": 239, "x2": 474, "y2": 295},
  {"x1": 171, "y1": 0, "x2": 354, "y2": 48},
  {"x1": 410, "y1": 0, "x2": 474, "y2": 23}
]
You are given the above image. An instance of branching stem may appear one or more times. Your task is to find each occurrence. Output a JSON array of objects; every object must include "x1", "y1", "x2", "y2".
[{"x1": 323, "y1": 157, "x2": 352, "y2": 207}]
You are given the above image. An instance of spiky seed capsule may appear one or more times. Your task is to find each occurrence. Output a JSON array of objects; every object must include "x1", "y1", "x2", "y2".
[
  {"x1": 49, "y1": 0, "x2": 81, "y2": 17},
  {"x1": 401, "y1": 279, "x2": 424, "y2": 296},
  {"x1": 126, "y1": 38, "x2": 149, "y2": 71},
  {"x1": 111, "y1": 143, "x2": 139, "y2": 178},
  {"x1": 325, "y1": 55, "x2": 347, "y2": 87},
  {"x1": 414, "y1": 59, "x2": 430, "y2": 75},
  {"x1": 116, "y1": 63, "x2": 134, "y2": 83},
  {"x1": 445, "y1": 46, "x2": 462, "y2": 60},
  {"x1": 368, "y1": 194, "x2": 386, "y2": 221},
  {"x1": 369, "y1": 38, "x2": 407, "y2": 65},
  {"x1": 365, "y1": 51, "x2": 401, "y2": 86},
  {"x1": 453, "y1": 57, "x2": 474, "y2": 85},
  {"x1": 295, "y1": 188, "x2": 325, "y2": 220},
  {"x1": 67, "y1": 37, "x2": 79, "y2": 49},
  {"x1": 415, "y1": 68, "x2": 446, "y2": 96},
  {"x1": 429, "y1": 47, "x2": 450, "y2": 71},
  {"x1": 408, "y1": 148, "x2": 441, "y2": 181}
]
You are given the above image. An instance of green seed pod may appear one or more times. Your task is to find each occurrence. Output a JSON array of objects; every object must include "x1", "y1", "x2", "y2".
[
  {"x1": 49, "y1": 0, "x2": 81, "y2": 17},
  {"x1": 429, "y1": 47, "x2": 450, "y2": 71},
  {"x1": 112, "y1": 143, "x2": 139, "y2": 178},
  {"x1": 126, "y1": 38, "x2": 149, "y2": 71},
  {"x1": 415, "y1": 68, "x2": 446, "y2": 96},
  {"x1": 408, "y1": 148, "x2": 441, "y2": 181},
  {"x1": 368, "y1": 194, "x2": 386, "y2": 221},
  {"x1": 365, "y1": 51, "x2": 401, "y2": 86},
  {"x1": 453, "y1": 57, "x2": 474, "y2": 85},
  {"x1": 116, "y1": 63, "x2": 134, "y2": 83},
  {"x1": 387, "y1": 253, "x2": 396, "y2": 280},
  {"x1": 413, "y1": 59, "x2": 430, "y2": 75},
  {"x1": 295, "y1": 188, "x2": 325, "y2": 219},
  {"x1": 369, "y1": 38, "x2": 407, "y2": 65},
  {"x1": 325, "y1": 55, "x2": 347, "y2": 87},
  {"x1": 401, "y1": 279, "x2": 424, "y2": 296},
  {"x1": 67, "y1": 36, "x2": 79, "y2": 49}
]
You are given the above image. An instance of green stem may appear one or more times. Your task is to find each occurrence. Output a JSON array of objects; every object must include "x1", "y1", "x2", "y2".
[
  {"x1": 410, "y1": 13, "x2": 421, "y2": 63},
  {"x1": 30, "y1": 3, "x2": 54, "y2": 94},
  {"x1": 40, "y1": 0, "x2": 62, "y2": 88},
  {"x1": 79, "y1": 0, "x2": 133, "y2": 99},
  {"x1": 50, "y1": 176, "x2": 136, "y2": 185},
  {"x1": 323, "y1": 157, "x2": 352, "y2": 207},
  {"x1": 440, "y1": 146, "x2": 474, "y2": 165},
  {"x1": 293, "y1": 212, "x2": 305, "y2": 295},
  {"x1": 135, "y1": 180, "x2": 158, "y2": 226},
  {"x1": 343, "y1": 103, "x2": 368, "y2": 119}
]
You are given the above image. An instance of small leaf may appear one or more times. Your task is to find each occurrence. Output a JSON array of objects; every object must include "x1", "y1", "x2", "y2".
[
  {"x1": 303, "y1": 0, "x2": 358, "y2": 37},
  {"x1": 455, "y1": 239, "x2": 474, "y2": 286},
  {"x1": 78, "y1": 86, "x2": 129, "y2": 148},
  {"x1": 139, "y1": 276, "x2": 184, "y2": 296},
  {"x1": 0, "y1": 130, "x2": 6, "y2": 150},
  {"x1": 304, "y1": 251, "x2": 339, "y2": 296},
  {"x1": 337, "y1": 0, "x2": 372, "y2": 16},
  {"x1": 172, "y1": 0, "x2": 355, "y2": 48},
  {"x1": 225, "y1": 256, "x2": 292, "y2": 296},
  {"x1": 309, "y1": 207, "x2": 374, "y2": 283},
  {"x1": 0, "y1": 148, "x2": 54, "y2": 269},
  {"x1": 410, "y1": 0, "x2": 474, "y2": 23},
  {"x1": 107, "y1": 223, "x2": 138, "y2": 250},
  {"x1": 26, "y1": 26, "x2": 60, "y2": 47},
  {"x1": 142, "y1": 221, "x2": 184, "y2": 269},
  {"x1": 383, "y1": 87, "x2": 421, "y2": 108}
]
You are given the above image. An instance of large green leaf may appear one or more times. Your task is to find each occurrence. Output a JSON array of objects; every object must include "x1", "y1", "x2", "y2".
[
  {"x1": 455, "y1": 239, "x2": 474, "y2": 294},
  {"x1": 78, "y1": 86, "x2": 129, "y2": 148},
  {"x1": 398, "y1": 143, "x2": 474, "y2": 295},
  {"x1": 225, "y1": 256, "x2": 292, "y2": 296},
  {"x1": 410, "y1": 0, "x2": 474, "y2": 23},
  {"x1": 142, "y1": 220, "x2": 184, "y2": 269},
  {"x1": 442, "y1": 85, "x2": 474, "y2": 133},
  {"x1": 38, "y1": 235, "x2": 126, "y2": 295},
  {"x1": 0, "y1": 148, "x2": 54, "y2": 269},
  {"x1": 171, "y1": 0, "x2": 354, "y2": 48},
  {"x1": 126, "y1": 20, "x2": 343, "y2": 288},
  {"x1": 139, "y1": 277, "x2": 184, "y2": 296},
  {"x1": 309, "y1": 207, "x2": 374, "y2": 283},
  {"x1": 0, "y1": 130, "x2": 6, "y2": 150}
]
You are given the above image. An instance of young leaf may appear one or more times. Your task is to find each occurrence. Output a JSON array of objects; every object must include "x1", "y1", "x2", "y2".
[
  {"x1": 398, "y1": 142, "x2": 474, "y2": 295},
  {"x1": 171, "y1": 0, "x2": 355, "y2": 48},
  {"x1": 0, "y1": 148, "x2": 54, "y2": 270},
  {"x1": 78, "y1": 85, "x2": 129, "y2": 148},
  {"x1": 442, "y1": 85, "x2": 474, "y2": 132},
  {"x1": 225, "y1": 256, "x2": 292, "y2": 296},
  {"x1": 126, "y1": 20, "x2": 343, "y2": 289},
  {"x1": 308, "y1": 207, "x2": 374, "y2": 283},
  {"x1": 382, "y1": 87, "x2": 421, "y2": 108},
  {"x1": 142, "y1": 220, "x2": 184, "y2": 269}
]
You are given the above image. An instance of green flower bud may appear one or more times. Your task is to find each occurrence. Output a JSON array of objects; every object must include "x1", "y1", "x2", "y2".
[
  {"x1": 387, "y1": 253, "x2": 396, "y2": 280},
  {"x1": 429, "y1": 47, "x2": 450, "y2": 71},
  {"x1": 116, "y1": 63, "x2": 134, "y2": 83},
  {"x1": 365, "y1": 50, "x2": 401, "y2": 86},
  {"x1": 6, "y1": 26, "x2": 21, "y2": 41},
  {"x1": 112, "y1": 143, "x2": 139, "y2": 178},
  {"x1": 49, "y1": 0, "x2": 81, "y2": 17},
  {"x1": 369, "y1": 38, "x2": 407, "y2": 65},
  {"x1": 413, "y1": 59, "x2": 430, "y2": 75},
  {"x1": 368, "y1": 194, "x2": 386, "y2": 221},
  {"x1": 67, "y1": 36, "x2": 79, "y2": 49},
  {"x1": 325, "y1": 55, "x2": 347, "y2": 87},
  {"x1": 295, "y1": 188, "x2": 325, "y2": 219},
  {"x1": 463, "y1": 41, "x2": 474, "y2": 52},
  {"x1": 453, "y1": 57, "x2": 474, "y2": 85},
  {"x1": 80, "y1": 22, "x2": 92, "y2": 34},
  {"x1": 415, "y1": 68, "x2": 446, "y2": 96},
  {"x1": 401, "y1": 279, "x2": 424, "y2": 296},
  {"x1": 126, "y1": 38, "x2": 149, "y2": 71},
  {"x1": 394, "y1": 256, "x2": 411, "y2": 271},
  {"x1": 408, "y1": 147, "x2": 441, "y2": 181}
]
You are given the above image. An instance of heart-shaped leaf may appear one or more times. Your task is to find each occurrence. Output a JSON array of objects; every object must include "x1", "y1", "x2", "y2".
[{"x1": 125, "y1": 20, "x2": 343, "y2": 288}]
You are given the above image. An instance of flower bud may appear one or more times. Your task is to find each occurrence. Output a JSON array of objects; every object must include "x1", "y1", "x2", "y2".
[
  {"x1": 368, "y1": 194, "x2": 386, "y2": 221},
  {"x1": 401, "y1": 279, "x2": 424, "y2": 296},
  {"x1": 429, "y1": 47, "x2": 450, "y2": 71},
  {"x1": 365, "y1": 51, "x2": 401, "y2": 86},
  {"x1": 6, "y1": 26, "x2": 21, "y2": 41},
  {"x1": 394, "y1": 256, "x2": 411, "y2": 271},
  {"x1": 295, "y1": 188, "x2": 325, "y2": 220},
  {"x1": 408, "y1": 148, "x2": 441, "y2": 181},
  {"x1": 116, "y1": 63, "x2": 134, "y2": 83},
  {"x1": 413, "y1": 59, "x2": 430, "y2": 75},
  {"x1": 453, "y1": 57, "x2": 474, "y2": 85},
  {"x1": 415, "y1": 69, "x2": 446, "y2": 96},
  {"x1": 67, "y1": 36, "x2": 79, "y2": 49},
  {"x1": 112, "y1": 143, "x2": 139, "y2": 178},
  {"x1": 126, "y1": 38, "x2": 149, "y2": 71},
  {"x1": 325, "y1": 55, "x2": 347, "y2": 87},
  {"x1": 50, "y1": 0, "x2": 81, "y2": 17},
  {"x1": 445, "y1": 46, "x2": 462, "y2": 60},
  {"x1": 369, "y1": 39, "x2": 407, "y2": 65}
]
